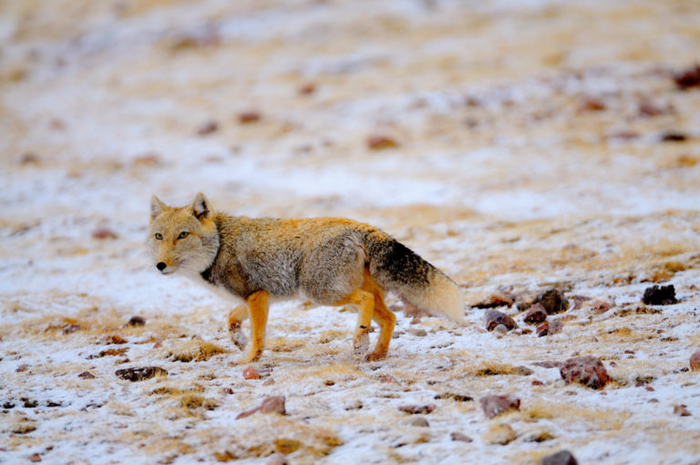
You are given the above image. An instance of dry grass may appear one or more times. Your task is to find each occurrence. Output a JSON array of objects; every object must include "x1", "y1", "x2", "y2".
[
  {"x1": 523, "y1": 401, "x2": 631, "y2": 430},
  {"x1": 168, "y1": 340, "x2": 227, "y2": 362}
]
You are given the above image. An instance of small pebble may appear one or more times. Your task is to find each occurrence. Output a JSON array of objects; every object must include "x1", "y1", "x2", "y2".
[
  {"x1": 450, "y1": 432, "x2": 473, "y2": 442},
  {"x1": 541, "y1": 450, "x2": 578, "y2": 465},
  {"x1": 410, "y1": 417, "x2": 430, "y2": 427}
]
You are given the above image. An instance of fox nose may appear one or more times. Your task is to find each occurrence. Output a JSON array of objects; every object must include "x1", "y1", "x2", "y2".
[{"x1": 156, "y1": 262, "x2": 166, "y2": 271}]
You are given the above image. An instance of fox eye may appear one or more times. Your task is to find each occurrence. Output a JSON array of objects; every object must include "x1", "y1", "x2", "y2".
[
  {"x1": 178, "y1": 231, "x2": 189, "y2": 239},
  {"x1": 154, "y1": 233, "x2": 163, "y2": 240}
]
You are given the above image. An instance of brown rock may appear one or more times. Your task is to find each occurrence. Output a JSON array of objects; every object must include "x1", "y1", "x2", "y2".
[
  {"x1": 298, "y1": 83, "x2": 316, "y2": 95},
  {"x1": 243, "y1": 367, "x2": 260, "y2": 380},
  {"x1": 590, "y1": 300, "x2": 613, "y2": 313},
  {"x1": 398, "y1": 404, "x2": 436, "y2": 415},
  {"x1": 115, "y1": 366, "x2": 168, "y2": 382},
  {"x1": 92, "y1": 227, "x2": 118, "y2": 240},
  {"x1": 537, "y1": 289, "x2": 569, "y2": 314},
  {"x1": 642, "y1": 285, "x2": 677, "y2": 305},
  {"x1": 410, "y1": 417, "x2": 430, "y2": 427},
  {"x1": 367, "y1": 134, "x2": 399, "y2": 150},
  {"x1": 484, "y1": 309, "x2": 517, "y2": 332},
  {"x1": 236, "y1": 396, "x2": 286, "y2": 419},
  {"x1": 238, "y1": 111, "x2": 261, "y2": 124},
  {"x1": 196, "y1": 120, "x2": 219, "y2": 135},
  {"x1": 660, "y1": 131, "x2": 687, "y2": 143},
  {"x1": 673, "y1": 64, "x2": 700, "y2": 89},
  {"x1": 673, "y1": 404, "x2": 692, "y2": 417},
  {"x1": 479, "y1": 395, "x2": 520, "y2": 419},
  {"x1": 541, "y1": 450, "x2": 578, "y2": 465},
  {"x1": 19, "y1": 153, "x2": 41, "y2": 165},
  {"x1": 560, "y1": 356, "x2": 610, "y2": 390},
  {"x1": 126, "y1": 316, "x2": 146, "y2": 327},
  {"x1": 690, "y1": 350, "x2": 700, "y2": 371},
  {"x1": 577, "y1": 96, "x2": 606, "y2": 112},
  {"x1": 570, "y1": 295, "x2": 591, "y2": 310},
  {"x1": 78, "y1": 371, "x2": 96, "y2": 379},
  {"x1": 473, "y1": 292, "x2": 515, "y2": 309},
  {"x1": 514, "y1": 291, "x2": 538, "y2": 311},
  {"x1": 536, "y1": 322, "x2": 550, "y2": 337},
  {"x1": 450, "y1": 432, "x2": 473, "y2": 442},
  {"x1": 523, "y1": 303, "x2": 547, "y2": 324},
  {"x1": 29, "y1": 453, "x2": 42, "y2": 463}
]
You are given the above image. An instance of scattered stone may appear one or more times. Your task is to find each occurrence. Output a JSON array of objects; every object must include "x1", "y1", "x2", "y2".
[
  {"x1": 298, "y1": 83, "x2": 316, "y2": 95},
  {"x1": 63, "y1": 323, "x2": 81, "y2": 334},
  {"x1": 642, "y1": 284, "x2": 677, "y2": 305},
  {"x1": 46, "y1": 401, "x2": 63, "y2": 408},
  {"x1": 541, "y1": 450, "x2": 578, "y2": 465},
  {"x1": 196, "y1": 120, "x2": 219, "y2": 135},
  {"x1": 450, "y1": 432, "x2": 473, "y2": 442},
  {"x1": 16, "y1": 364, "x2": 29, "y2": 373},
  {"x1": 19, "y1": 152, "x2": 40, "y2": 165},
  {"x1": 12, "y1": 423, "x2": 37, "y2": 434},
  {"x1": 243, "y1": 367, "x2": 260, "y2": 380},
  {"x1": 479, "y1": 395, "x2": 520, "y2": 419},
  {"x1": 570, "y1": 295, "x2": 591, "y2": 310},
  {"x1": 638, "y1": 101, "x2": 672, "y2": 118},
  {"x1": 493, "y1": 324, "x2": 508, "y2": 336},
  {"x1": 78, "y1": 371, "x2": 96, "y2": 379},
  {"x1": 673, "y1": 405, "x2": 691, "y2": 417},
  {"x1": 484, "y1": 309, "x2": 517, "y2": 332},
  {"x1": 673, "y1": 64, "x2": 700, "y2": 89},
  {"x1": 514, "y1": 291, "x2": 538, "y2": 311},
  {"x1": 538, "y1": 320, "x2": 564, "y2": 336},
  {"x1": 408, "y1": 328, "x2": 427, "y2": 337},
  {"x1": 115, "y1": 366, "x2": 168, "y2": 382},
  {"x1": 267, "y1": 452, "x2": 289, "y2": 465},
  {"x1": 537, "y1": 289, "x2": 570, "y2": 314},
  {"x1": 3, "y1": 401, "x2": 15, "y2": 409},
  {"x1": 473, "y1": 292, "x2": 515, "y2": 308},
  {"x1": 524, "y1": 303, "x2": 547, "y2": 324},
  {"x1": 434, "y1": 393, "x2": 473, "y2": 402},
  {"x1": 483, "y1": 423, "x2": 517, "y2": 445},
  {"x1": 23, "y1": 398, "x2": 38, "y2": 408},
  {"x1": 560, "y1": 356, "x2": 610, "y2": 390},
  {"x1": 690, "y1": 351, "x2": 700, "y2": 371},
  {"x1": 126, "y1": 316, "x2": 146, "y2": 327},
  {"x1": 524, "y1": 429, "x2": 555, "y2": 442},
  {"x1": 367, "y1": 134, "x2": 399, "y2": 150},
  {"x1": 103, "y1": 335, "x2": 127, "y2": 345},
  {"x1": 590, "y1": 300, "x2": 613, "y2": 313},
  {"x1": 236, "y1": 395, "x2": 286, "y2": 419},
  {"x1": 660, "y1": 131, "x2": 688, "y2": 143},
  {"x1": 532, "y1": 380, "x2": 544, "y2": 386},
  {"x1": 577, "y1": 96, "x2": 606, "y2": 112},
  {"x1": 238, "y1": 111, "x2": 261, "y2": 124},
  {"x1": 29, "y1": 453, "x2": 42, "y2": 462},
  {"x1": 410, "y1": 416, "x2": 430, "y2": 427},
  {"x1": 398, "y1": 404, "x2": 436, "y2": 415}
]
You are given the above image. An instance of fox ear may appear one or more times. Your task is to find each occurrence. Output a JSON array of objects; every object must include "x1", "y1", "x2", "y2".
[
  {"x1": 151, "y1": 195, "x2": 167, "y2": 221},
  {"x1": 192, "y1": 192, "x2": 213, "y2": 221}
]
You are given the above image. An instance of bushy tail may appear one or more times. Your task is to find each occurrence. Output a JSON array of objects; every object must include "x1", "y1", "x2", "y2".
[{"x1": 364, "y1": 231, "x2": 464, "y2": 323}]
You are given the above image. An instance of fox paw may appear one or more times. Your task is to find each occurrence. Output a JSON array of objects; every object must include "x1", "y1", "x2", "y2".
[
  {"x1": 365, "y1": 351, "x2": 387, "y2": 362},
  {"x1": 353, "y1": 333, "x2": 370, "y2": 355},
  {"x1": 241, "y1": 349, "x2": 262, "y2": 364},
  {"x1": 229, "y1": 326, "x2": 248, "y2": 351}
]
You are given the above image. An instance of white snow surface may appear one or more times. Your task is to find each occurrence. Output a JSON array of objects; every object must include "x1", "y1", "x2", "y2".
[{"x1": 1, "y1": 0, "x2": 700, "y2": 464}]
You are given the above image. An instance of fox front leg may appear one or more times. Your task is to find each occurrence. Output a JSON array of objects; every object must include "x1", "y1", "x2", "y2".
[
  {"x1": 228, "y1": 304, "x2": 249, "y2": 351},
  {"x1": 241, "y1": 290, "x2": 270, "y2": 363}
]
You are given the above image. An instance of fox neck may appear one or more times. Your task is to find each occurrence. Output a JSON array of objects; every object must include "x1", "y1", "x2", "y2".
[{"x1": 198, "y1": 230, "x2": 221, "y2": 283}]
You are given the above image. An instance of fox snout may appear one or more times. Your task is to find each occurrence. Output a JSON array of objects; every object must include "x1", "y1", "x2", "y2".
[{"x1": 156, "y1": 262, "x2": 166, "y2": 271}]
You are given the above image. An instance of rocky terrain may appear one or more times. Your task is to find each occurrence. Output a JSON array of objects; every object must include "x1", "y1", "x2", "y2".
[{"x1": 1, "y1": 0, "x2": 700, "y2": 463}]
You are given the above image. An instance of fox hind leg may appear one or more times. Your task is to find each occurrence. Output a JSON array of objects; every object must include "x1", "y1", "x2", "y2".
[
  {"x1": 228, "y1": 304, "x2": 249, "y2": 351},
  {"x1": 334, "y1": 289, "x2": 375, "y2": 356},
  {"x1": 366, "y1": 291, "x2": 396, "y2": 361}
]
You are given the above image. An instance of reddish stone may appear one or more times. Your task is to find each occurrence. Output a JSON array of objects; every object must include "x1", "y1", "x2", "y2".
[
  {"x1": 560, "y1": 356, "x2": 610, "y2": 390},
  {"x1": 484, "y1": 309, "x2": 517, "y2": 332},
  {"x1": 236, "y1": 396, "x2": 286, "y2": 419},
  {"x1": 541, "y1": 450, "x2": 578, "y2": 465},
  {"x1": 524, "y1": 303, "x2": 547, "y2": 324},
  {"x1": 238, "y1": 111, "x2": 261, "y2": 124},
  {"x1": 690, "y1": 350, "x2": 700, "y2": 372},
  {"x1": 673, "y1": 64, "x2": 700, "y2": 89},
  {"x1": 196, "y1": 120, "x2": 219, "y2": 135},
  {"x1": 242, "y1": 367, "x2": 260, "y2": 380},
  {"x1": 398, "y1": 404, "x2": 436, "y2": 415},
  {"x1": 479, "y1": 395, "x2": 520, "y2": 419},
  {"x1": 92, "y1": 228, "x2": 118, "y2": 240},
  {"x1": 367, "y1": 134, "x2": 399, "y2": 150}
]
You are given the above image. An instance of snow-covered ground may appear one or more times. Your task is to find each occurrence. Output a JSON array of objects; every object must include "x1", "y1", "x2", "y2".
[{"x1": 2, "y1": 0, "x2": 700, "y2": 463}]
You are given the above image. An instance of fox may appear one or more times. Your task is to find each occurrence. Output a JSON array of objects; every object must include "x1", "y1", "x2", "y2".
[{"x1": 148, "y1": 193, "x2": 464, "y2": 363}]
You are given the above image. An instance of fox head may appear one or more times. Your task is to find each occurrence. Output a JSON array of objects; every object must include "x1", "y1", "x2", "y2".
[{"x1": 148, "y1": 193, "x2": 220, "y2": 276}]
